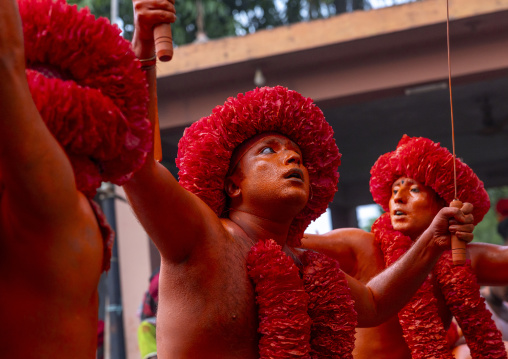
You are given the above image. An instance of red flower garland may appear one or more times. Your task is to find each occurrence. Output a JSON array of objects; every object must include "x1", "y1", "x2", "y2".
[
  {"x1": 373, "y1": 213, "x2": 506, "y2": 359},
  {"x1": 247, "y1": 240, "x2": 312, "y2": 359},
  {"x1": 301, "y1": 251, "x2": 357, "y2": 358},
  {"x1": 247, "y1": 240, "x2": 357, "y2": 359},
  {"x1": 437, "y1": 251, "x2": 507, "y2": 358}
]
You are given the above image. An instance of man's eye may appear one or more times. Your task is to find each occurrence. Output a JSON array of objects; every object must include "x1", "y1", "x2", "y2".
[
  {"x1": 260, "y1": 147, "x2": 275, "y2": 154},
  {"x1": 393, "y1": 189, "x2": 398, "y2": 194},
  {"x1": 410, "y1": 187, "x2": 420, "y2": 193}
]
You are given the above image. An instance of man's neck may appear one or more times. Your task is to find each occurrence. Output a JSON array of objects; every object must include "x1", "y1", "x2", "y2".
[{"x1": 228, "y1": 208, "x2": 292, "y2": 247}]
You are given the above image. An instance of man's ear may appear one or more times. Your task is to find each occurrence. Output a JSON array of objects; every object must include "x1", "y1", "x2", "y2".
[{"x1": 225, "y1": 176, "x2": 241, "y2": 198}]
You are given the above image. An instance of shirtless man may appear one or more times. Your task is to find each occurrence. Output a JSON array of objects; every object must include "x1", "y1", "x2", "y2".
[
  {"x1": 125, "y1": 5, "x2": 475, "y2": 356},
  {"x1": 303, "y1": 135, "x2": 508, "y2": 359},
  {"x1": 0, "y1": 0, "x2": 150, "y2": 357}
]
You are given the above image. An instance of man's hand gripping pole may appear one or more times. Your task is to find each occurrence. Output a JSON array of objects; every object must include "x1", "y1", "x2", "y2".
[{"x1": 450, "y1": 199, "x2": 466, "y2": 265}]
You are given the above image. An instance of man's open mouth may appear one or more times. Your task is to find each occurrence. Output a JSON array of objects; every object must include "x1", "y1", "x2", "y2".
[{"x1": 285, "y1": 169, "x2": 303, "y2": 181}]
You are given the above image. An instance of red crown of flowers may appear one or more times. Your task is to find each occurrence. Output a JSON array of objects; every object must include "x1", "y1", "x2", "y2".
[
  {"x1": 19, "y1": 0, "x2": 152, "y2": 198},
  {"x1": 370, "y1": 135, "x2": 489, "y2": 225},
  {"x1": 497, "y1": 199, "x2": 508, "y2": 217},
  {"x1": 176, "y1": 86, "x2": 341, "y2": 246}
]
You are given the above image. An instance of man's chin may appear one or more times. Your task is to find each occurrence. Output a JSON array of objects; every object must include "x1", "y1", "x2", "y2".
[
  {"x1": 283, "y1": 193, "x2": 309, "y2": 213},
  {"x1": 391, "y1": 222, "x2": 408, "y2": 234},
  {"x1": 392, "y1": 224, "x2": 421, "y2": 240}
]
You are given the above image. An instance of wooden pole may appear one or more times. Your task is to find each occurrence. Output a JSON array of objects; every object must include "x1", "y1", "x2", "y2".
[{"x1": 152, "y1": 23, "x2": 173, "y2": 161}]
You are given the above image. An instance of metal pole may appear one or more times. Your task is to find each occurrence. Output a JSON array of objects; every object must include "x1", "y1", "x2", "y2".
[
  {"x1": 99, "y1": 182, "x2": 126, "y2": 359},
  {"x1": 110, "y1": 0, "x2": 118, "y2": 24},
  {"x1": 346, "y1": 0, "x2": 353, "y2": 12}
]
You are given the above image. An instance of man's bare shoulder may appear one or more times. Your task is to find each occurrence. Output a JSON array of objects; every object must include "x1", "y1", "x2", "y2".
[
  {"x1": 302, "y1": 228, "x2": 378, "y2": 276},
  {"x1": 157, "y1": 217, "x2": 253, "y2": 269},
  {"x1": 220, "y1": 218, "x2": 255, "y2": 247},
  {"x1": 328, "y1": 227, "x2": 375, "y2": 240},
  {"x1": 303, "y1": 227, "x2": 374, "y2": 248}
]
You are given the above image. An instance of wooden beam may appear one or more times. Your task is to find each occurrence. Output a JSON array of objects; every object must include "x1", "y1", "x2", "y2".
[{"x1": 157, "y1": 0, "x2": 508, "y2": 78}]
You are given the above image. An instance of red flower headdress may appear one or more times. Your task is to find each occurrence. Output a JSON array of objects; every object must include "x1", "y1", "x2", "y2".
[
  {"x1": 497, "y1": 199, "x2": 508, "y2": 218},
  {"x1": 370, "y1": 135, "x2": 505, "y2": 358},
  {"x1": 177, "y1": 86, "x2": 341, "y2": 246},
  {"x1": 370, "y1": 135, "x2": 489, "y2": 225},
  {"x1": 19, "y1": 0, "x2": 152, "y2": 198}
]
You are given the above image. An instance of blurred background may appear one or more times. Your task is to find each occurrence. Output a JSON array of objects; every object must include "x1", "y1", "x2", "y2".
[{"x1": 75, "y1": 0, "x2": 508, "y2": 357}]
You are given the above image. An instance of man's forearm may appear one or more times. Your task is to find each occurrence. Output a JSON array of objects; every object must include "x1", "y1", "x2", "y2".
[{"x1": 365, "y1": 231, "x2": 443, "y2": 325}]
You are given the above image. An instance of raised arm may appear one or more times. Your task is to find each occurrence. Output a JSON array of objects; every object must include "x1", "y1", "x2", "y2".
[
  {"x1": 469, "y1": 242, "x2": 508, "y2": 285},
  {"x1": 0, "y1": 0, "x2": 85, "y2": 228},
  {"x1": 123, "y1": 0, "x2": 225, "y2": 262},
  {"x1": 349, "y1": 203, "x2": 474, "y2": 327}
]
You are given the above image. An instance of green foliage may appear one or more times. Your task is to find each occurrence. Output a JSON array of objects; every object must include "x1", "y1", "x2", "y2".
[
  {"x1": 225, "y1": 0, "x2": 370, "y2": 35},
  {"x1": 473, "y1": 186, "x2": 508, "y2": 245},
  {"x1": 65, "y1": 0, "x2": 376, "y2": 45},
  {"x1": 172, "y1": 0, "x2": 238, "y2": 45}
]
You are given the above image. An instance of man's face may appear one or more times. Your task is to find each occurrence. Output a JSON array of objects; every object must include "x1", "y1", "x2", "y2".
[
  {"x1": 232, "y1": 134, "x2": 310, "y2": 212},
  {"x1": 389, "y1": 177, "x2": 444, "y2": 239}
]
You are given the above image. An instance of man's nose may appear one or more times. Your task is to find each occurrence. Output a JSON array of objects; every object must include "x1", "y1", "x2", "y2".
[
  {"x1": 284, "y1": 150, "x2": 301, "y2": 165},
  {"x1": 393, "y1": 189, "x2": 407, "y2": 203}
]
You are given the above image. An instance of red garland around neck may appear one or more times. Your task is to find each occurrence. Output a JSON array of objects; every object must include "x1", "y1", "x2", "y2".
[
  {"x1": 247, "y1": 239, "x2": 311, "y2": 358},
  {"x1": 247, "y1": 240, "x2": 357, "y2": 358},
  {"x1": 372, "y1": 213, "x2": 506, "y2": 359}
]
